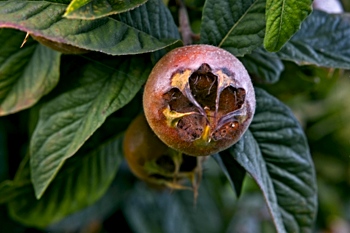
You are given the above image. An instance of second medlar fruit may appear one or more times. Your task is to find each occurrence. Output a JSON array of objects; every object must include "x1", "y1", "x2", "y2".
[{"x1": 123, "y1": 114, "x2": 204, "y2": 194}]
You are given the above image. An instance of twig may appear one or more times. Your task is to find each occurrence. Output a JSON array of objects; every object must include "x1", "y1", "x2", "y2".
[
  {"x1": 20, "y1": 32, "x2": 30, "y2": 48},
  {"x1": 176, "y1": 0, "x2": 194, "y2": 45}
]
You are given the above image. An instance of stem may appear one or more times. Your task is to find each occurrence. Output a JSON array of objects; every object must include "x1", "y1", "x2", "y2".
[
  {"x1": 20, "y1": 32, "x2": 30, "y2": 48},
  {"x1": 176, "y1": 0, "x2": 193, "y2": 45}
]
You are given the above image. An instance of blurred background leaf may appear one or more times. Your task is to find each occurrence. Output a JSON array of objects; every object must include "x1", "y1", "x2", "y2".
[
  {"x1": 276, "y1": 10, "x2": 350, "y2": 69},
  {"x1": 213, "y1": 150, "x2": 246, "y2": 197},
  {"x1": 5, "y1": 134, "x2": 124, "y2": 228}
]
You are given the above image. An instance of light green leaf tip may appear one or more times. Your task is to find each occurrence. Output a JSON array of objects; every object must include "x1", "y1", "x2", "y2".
[
  {"x1": 264, "y1": 0, "x2": 313, "y2": 52},
  {"x1": 64, "y1": 0, "x2": 92, "y2": 17},
  {"x1": 63, "y1": 0, "x2": 149, "y2": 20}
]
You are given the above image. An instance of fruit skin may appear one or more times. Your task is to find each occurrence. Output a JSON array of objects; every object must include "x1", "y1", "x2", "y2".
[
  {"x1": 123, "y1": 114, "x2": 170, "y2": 182},
  {"x1": 143, "y1": 45, "x2": 255, "y2": 156},
  {"x1": 123, "y1": 114, "x2": 203, "y2": 191}
]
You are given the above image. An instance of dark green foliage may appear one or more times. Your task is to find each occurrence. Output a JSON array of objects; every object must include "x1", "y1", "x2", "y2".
[{"x1": 0, "y1": 0, "x2": 349, "y2": 232}]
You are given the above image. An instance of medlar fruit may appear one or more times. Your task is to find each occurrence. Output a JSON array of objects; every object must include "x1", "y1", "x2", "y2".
[
  {"x1": 123, "y1": 114, "x2": 204, "y2": 193},
  {"x1": 143, "y1": 45, "x2": 255, "y2": 156}
]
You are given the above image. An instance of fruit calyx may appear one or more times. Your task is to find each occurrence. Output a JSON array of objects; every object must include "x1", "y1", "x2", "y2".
[{"x1": 163, "y1": 63, "x2": 247, "y2": 146}]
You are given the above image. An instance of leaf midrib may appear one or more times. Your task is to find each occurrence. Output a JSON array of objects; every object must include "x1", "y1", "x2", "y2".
[
  {"x1": 275, "y1": 0, "x2": 286, "y2": 47},
  {"x1": 218, "y1": 0, "x2": 260, "y2": 48},
  {"x1": 32, "y1": 74, "x2": 111, "y2": 198}
]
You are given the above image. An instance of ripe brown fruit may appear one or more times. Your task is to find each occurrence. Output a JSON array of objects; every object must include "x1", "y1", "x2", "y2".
[
  {"x1": 123, "y1": 114, "x2": 204, "y2": 193},
  {"x1": 143, "y1": 45, "x2": 255, "y2": 156}
]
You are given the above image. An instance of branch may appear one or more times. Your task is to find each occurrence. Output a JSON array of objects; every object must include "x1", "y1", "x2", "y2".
[{"x1": 176, "y1": 0, "x2": 199, "y2": 45}]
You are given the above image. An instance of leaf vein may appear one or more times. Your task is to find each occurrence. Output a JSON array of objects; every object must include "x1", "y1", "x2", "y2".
[{"x1": 218, "y1": 0, "x2": 259, "y2": 48}]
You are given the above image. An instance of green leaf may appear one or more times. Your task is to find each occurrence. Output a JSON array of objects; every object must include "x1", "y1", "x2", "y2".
[
  {"x1": 227, "y1": 130, "x2": 286, "y2": 232},
  {"x1": 277, "y1": 10, "x2": 350, "y2": 69},
  {"x1": 264, "y1": 0, "x2": 313, "y2": 52},
  {"x1": 0, "y1": 181, "x2": 25, "y2": 204},
  {"x1": 32, "y1": 0, "x2": 72, "y2": 3},
  {"x1": 6, "y1": 135, "x2": 124, "y2": 228},
  {"x1": 47, "y1": 167, "x2": 135, "y2": 232},
  {"x1": 64, "y1": 0, "x2": 92, "y2": 17},
  {"x1": 213, "y1": 151, "x2": 246, "y2": 197},
  {"x1": 0, "y1": 29, "x2": 61, "y2": 116},
  {"x1": 227, "y1": 88, "x2": 317, "y2": 232},
  {"x1": 239, "y1": 47, "x2": 284, "y2": 84},
  {"x1": 115, "y1": 0, "x2": 180, "y2": 40},
  {"x1": 64, "y1": 0, "x2": 148, "y2": 19},
  {"x1": 226, "y1": 192, "x2": 276, "y2": 232},
  {"x1": 0, "y1": 120, "x2": 8, "y2": 181},
  {"x1": 30, "y1": 55, "x2": 151, "y2": 199},
  {"x1": 200, "y1": 0, "x2": 266, "y2": 56},
  {"x1": 0, "y1": 1, "x2": 179, "y2": 55}
]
